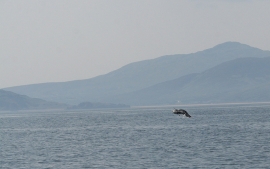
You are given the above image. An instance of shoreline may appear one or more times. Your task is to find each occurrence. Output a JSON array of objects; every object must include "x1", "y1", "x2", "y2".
[{"x1": 132, "y1": 101, "x2": 270, "y2": 109}]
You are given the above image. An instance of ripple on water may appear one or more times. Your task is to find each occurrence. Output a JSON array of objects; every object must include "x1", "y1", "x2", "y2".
[{"x1": 1, "y1": 106, "x2": 270, "y2": 168}]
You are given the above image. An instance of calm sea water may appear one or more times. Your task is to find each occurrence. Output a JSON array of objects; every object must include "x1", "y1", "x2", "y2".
[{"x1": 1, "y1": 104, "x2": 270, "y2": 169}]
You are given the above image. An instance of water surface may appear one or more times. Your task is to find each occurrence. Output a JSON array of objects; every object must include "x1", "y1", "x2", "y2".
[{"x1": 1, "y1": 104, "x2": 270, "y2": 168}]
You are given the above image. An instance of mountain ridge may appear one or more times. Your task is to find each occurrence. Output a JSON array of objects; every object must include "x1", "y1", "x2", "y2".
[
  {"x1": 4, "y1": 42, "x2": 270, "y2": 105},
  {"x1": 0, "y1": 89, "x2": 67, "y2": 111},
  {"x1": 109, "y1": 56, "x2": 270, "y2": 105}
]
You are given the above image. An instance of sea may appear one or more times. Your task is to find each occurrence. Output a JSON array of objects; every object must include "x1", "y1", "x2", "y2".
[{"x1": 1, "y1": 103, "x2": 270, "y2": 169}]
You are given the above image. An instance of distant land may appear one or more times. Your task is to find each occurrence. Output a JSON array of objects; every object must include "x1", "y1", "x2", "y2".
[
  {"x1": 110, "y1": 57, "x2": 270, "y2": 105},
  {"x1": 0, "y1": 90, "x2": 129, "y2": 111},
  {"x1": 3, "y1": 42, "x2": 270, "y2": 106},
  {"x1": 0, "y1": 89, "x2": 67, "y2": 111},
  {"x1": 68, "y1": 102, "x2": 130, "y2": 110}
]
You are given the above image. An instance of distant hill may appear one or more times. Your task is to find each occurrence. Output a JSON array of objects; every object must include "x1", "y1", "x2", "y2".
[
  {"x1": 4, "y1": 42, "x2": 270, "y2": 105},
  {"x1": 109, "y1": 57, "x2": 270, "y2": 105},
  {"x1": 0, "y1": 90, "x2": 67, "y2": 111}
]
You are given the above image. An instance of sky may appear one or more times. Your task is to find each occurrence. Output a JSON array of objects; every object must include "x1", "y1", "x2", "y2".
[{"x1": 1, "y1": 0, "x2": 270, "y2": 88}]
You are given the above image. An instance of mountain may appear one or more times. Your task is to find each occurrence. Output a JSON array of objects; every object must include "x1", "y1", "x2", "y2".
[
  {"x1": 4, "y1": 42, "x2": 270, "y2": 105},
  {"x1": 109, "y1": 57, "x2": 270, "y2": 105},
  {"x1": 0, "y1": 90, "x2": 67, "y2": 111}
]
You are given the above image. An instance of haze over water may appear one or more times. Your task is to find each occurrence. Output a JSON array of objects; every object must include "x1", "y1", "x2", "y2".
[{"x1": 1, "y1": 104, "x2": 270, "y2": 168}]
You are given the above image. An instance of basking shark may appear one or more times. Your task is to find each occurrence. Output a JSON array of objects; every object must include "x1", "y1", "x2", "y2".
[{"x1": 173, "y1": 109, "x2": 191, "y2": 118}]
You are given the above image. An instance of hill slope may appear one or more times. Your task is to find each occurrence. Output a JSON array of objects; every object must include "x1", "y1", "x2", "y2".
[
  {"x1": 4, "y1": 42, "x2": 270, "y2": 104},
  {"x1": 0, "y1": 90, "x2": 67, "y2": 111},
  {"x1": 110, "y1": 57, "x2": 270, "y2": 105}
]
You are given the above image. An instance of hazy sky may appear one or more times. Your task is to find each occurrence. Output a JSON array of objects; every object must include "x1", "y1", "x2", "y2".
[{"x1": 1, "y1": 0, "x2": 270, "y2": 88}]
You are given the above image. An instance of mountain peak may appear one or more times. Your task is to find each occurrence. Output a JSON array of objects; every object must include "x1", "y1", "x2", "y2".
[
  {"x1": 211, "y1": 41, "x2": 258, "y2": 51},
  {"x1": 5, "y1": 42, "x2": 270, "y2": 105}
]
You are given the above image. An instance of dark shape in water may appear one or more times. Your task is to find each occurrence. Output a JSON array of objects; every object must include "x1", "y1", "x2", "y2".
[{"x1": 173, "y1": 109, "x2": 191, "y2": 118}]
